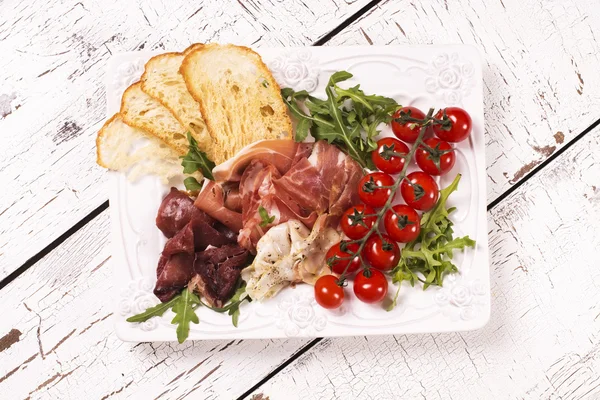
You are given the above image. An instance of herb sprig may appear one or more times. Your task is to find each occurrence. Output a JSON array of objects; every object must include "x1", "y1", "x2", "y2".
[
  {"x1": 258, "y1": 206, "x2": 275, "y2": 227},
  {"x1": 387, "y1": 175, "x2": 476, "y2": 310},
  {"x1": 126, "y1": 283, "x2": 250, "y2": 343},
  {"x1": 281, "y1": 71, "x2": 399, "y2": 168},
  {"x1": 181, "y1": 132, "x2": 216, "y2": 189},
  {"x1": 126, "y1": 287, "x2": 200, "y2": 343}
]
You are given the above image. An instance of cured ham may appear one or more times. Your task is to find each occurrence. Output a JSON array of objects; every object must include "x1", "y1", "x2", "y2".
[
  {"x1": 238, "y1": 140, "x2": 363, "y2": 251},
  {"x1": 238, "y1": 159, "x2": 318, "y2": 251},
  {"x1": 195, "y1": 180, "x2": 243, "y2": 233},
  {"x1": 212, "y1": 139, "x2": 300, "y2": 182},
  {"x1": 222, "y1": 181, "x2": 242, "y2": 212}
]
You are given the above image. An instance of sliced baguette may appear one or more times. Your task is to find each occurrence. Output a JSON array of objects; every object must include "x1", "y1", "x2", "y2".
[
  {"x1": 96, "y1": 113, "x2": 200, "y2": 183},
  {"x1": 180, "y1": 43, "x2": 293, "y2": 164},
  {"x1": 120, "y1": 82, "x2": 188, "y2": 155},
  {"x1": 140, "y1": 44, "x2": 216, "y2": 157}
]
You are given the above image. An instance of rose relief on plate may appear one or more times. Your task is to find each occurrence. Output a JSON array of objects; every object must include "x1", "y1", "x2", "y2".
[
  {"x1": 268, "y1": 50, "x2": 319, "y2": 92},
  {"x1": 424, "y1": 53, "x2": 476, "y2": 105}
]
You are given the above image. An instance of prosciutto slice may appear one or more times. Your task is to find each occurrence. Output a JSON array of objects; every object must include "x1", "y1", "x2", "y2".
[
  {"x1": 195, "y1": 181, "x2": 243, "y2": 233},
  {"x1": 212, "y1": 139, "x2": 300, "y2": 182},
  {"x1": 238, "y1": 141, "x2": 363, "y2": 251},
  {"x1": 238, "y1": 159, "x2": 318, "y2": 251}
]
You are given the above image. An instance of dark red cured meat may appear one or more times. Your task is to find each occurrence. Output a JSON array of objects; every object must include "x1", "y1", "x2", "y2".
[
  {"x1": 155, "y1": 188, "x2": 242, "y2": 302},
  {"x1": 162, "y1": 222, "x2": 195, "y2": 256},
  {"x1": 156, "y1": 187, "x2": 215, "y2": 238},
  {"x1": 191, "y1": 220, "x2": 234, "y2": 250},
  {"x1": 154, "y1": 222, "x2": 240, "y2": 302},
  {"x1": 192, "y1": 244, "x2": 249, "y2": 307},
  {"x1": 154, "y1": 253, "x2": 195, "y2": 302},
  {"x1": 214, "y1": 222, "x2": 238, "y2": 243}
]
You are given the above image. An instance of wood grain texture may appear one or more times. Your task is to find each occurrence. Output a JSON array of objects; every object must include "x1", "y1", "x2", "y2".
[
  {"x1": 0, "y1": 210, "x2": 315, "y2": 399},
  {"x1": 326, "y1": 0, "x2": 600, "y2": 201},
  {"x1": 0, "y1": 0, "x2": 372, "y2": 280},
  {"x1": 248, "y1": 128, "x2": 600, "y2": 400}
]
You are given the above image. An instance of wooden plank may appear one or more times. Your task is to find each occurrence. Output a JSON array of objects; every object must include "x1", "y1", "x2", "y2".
[
  {"x1": 0, "y1": 0, "x2": 373, "y2": 280},
  {"x1": 247, "y1": 128, "x2": 600, "y2": 400},
  {"x1": 0, "y1": 209, "x2": 315, "y2": 399},
  {"x1": 326, "y1": 0, "x2": 600, "y2": 201}
]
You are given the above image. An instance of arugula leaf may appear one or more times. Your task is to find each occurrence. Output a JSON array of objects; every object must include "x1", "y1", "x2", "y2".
[
  {"x1": 171, "y1": 289, "x2": 200, "y2": 344},
  {"x1": 183, "y1": 176, "x2": 203, "y2": 191},
  {"x1": 197, "y1": 281, "x2": 250, "y2": 327},
  {"x1": 281, "y1": 71, "x2": 400, "y2": 168},
  {"x1": 389, "y1": 174, "x2": 476, "y2": 309},
  {"x1": 258, "y1": 205, "x2": 275, "y2": 227},
  {"x1": 127, "y1": 288, "x2": 201, "y2": 343},
  {"x1": 328, "y1": 70, "x2": 353, "y2": 84},
  {"x1": 295, "y1": 118, "x2": 311, "y2": 142},
  {"x1": 181, "y1": 132, "x2": 216, "y2": 180},
  {"x1": 226, "y1": 284, "x2": 249, "y2": 327},
  {"x1": 126, "y1": 295, "x2": 180, "y2": 323}
]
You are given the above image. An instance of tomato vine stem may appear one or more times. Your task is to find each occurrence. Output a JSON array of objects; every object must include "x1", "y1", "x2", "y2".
[{"x1": 336, "y1": 107, "x2": 436, "y2": 285}]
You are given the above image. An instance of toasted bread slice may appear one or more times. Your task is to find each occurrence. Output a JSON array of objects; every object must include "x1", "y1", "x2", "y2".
[
  {"x1": 120, "y1": 82, "x2": 188, "y2": 155},
  {"x1": 183, "y1": 43, "x2": 204, "y2": 55},
  {"x1": 180, "y1": 43, "x2": 293, "y2": 164},
  {"x1": 140, "y1": 44, "x2": 216, "y2": 157},
  {"x1": 96, "y1": 113, "x2": 200, "y2": 183}
]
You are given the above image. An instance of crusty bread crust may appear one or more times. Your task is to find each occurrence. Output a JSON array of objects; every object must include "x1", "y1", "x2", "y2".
[
  {"x1": 180, "y1": 43, "x2": 293, "y2": 164},
  {"x1": 183, "y1": 43, "x2": 204, "y2": 55},
  {"x1": 96, "y1": 113, "x2": 120, "y2": 168},
  {"x1": 139, "y1": 44, "x2": 216, "y2": 157},
  {"x1": 120, "y1": 82, "x2": 188, "y2": 155}
]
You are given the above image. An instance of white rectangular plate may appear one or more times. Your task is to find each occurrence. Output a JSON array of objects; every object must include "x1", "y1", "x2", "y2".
[{"x1": 109, "y1": 45, "x2": 489, "y2": 341}]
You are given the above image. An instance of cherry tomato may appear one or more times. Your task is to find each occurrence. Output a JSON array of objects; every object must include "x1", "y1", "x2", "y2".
[
  {"x1": 358, "y1": 172, "x2": 395, "y2": 208},
  {"x1": 340, "y1": 204, "x2": 377, "y2": 239},
  {"x1": 363, "y1": 234, "x2": 400, "y2": 271},
  {"x1": 391, "y1": 106, "x2": 426, "y2": 143},
  {"x1": 415, "y1": 138, "x2": 456, "y2": 176},
  {"x1": 384, "y1": 205, "x2": 421, "y2": 243},
  {"x1": 353, "y1": 269, "x2": 388, "y2": 303},
  {"x1": 371, "y1": 137, "x2": 409, "y2": 174},
  {"x1": 326, "y1": 241, "x2": 361, "y2": 275},
  {"x1": 314, "y1": 275, "x2": 344, "y2": 309},
  {"x1": 400, "y1": 171, "x2": 439, "y2": 211},
  {"x1": 433, "y1": 107, "x2": 472, "y2": 143}
]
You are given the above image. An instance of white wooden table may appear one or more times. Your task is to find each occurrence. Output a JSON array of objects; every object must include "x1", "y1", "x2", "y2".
[{"x1": 1, "y1": 0, "x2": 600, "y2": 398}]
